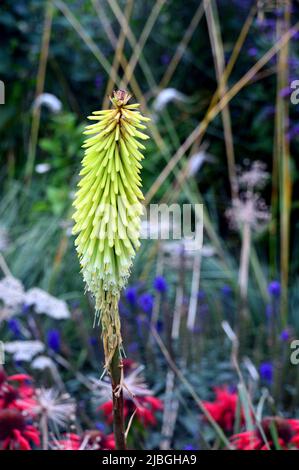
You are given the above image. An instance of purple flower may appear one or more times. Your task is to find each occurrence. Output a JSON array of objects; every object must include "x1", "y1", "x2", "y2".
[
  {"x1": 198, "y1": 289, "x2": 205, "y2": 300},
  {"x1": 200, "y1": 303, "x2": 209, "y2": 316},
  {"x1": 128, "y1": 342, "x2": 139, "y2": 353},
  {"x1": 7, "y1": 319, "x2": 21, "y2": 338},
  {"x1": 89, "y1": 336, "x2": 97, "y2": 346},
  {"x1": 153, "y1": 276, "x2": 168, "y2": 293},
  {"x1": 280, "y1": 329, "x2": 290, "y2": 342},
  {"x1": 232, "y1": 0, "x2": 252, "y2": 10},
  {"x1": 268, "y1": 281, "x2": 281, "y2": 298},
  {"x1": 156, "y1": 320, "x2": 164, "y2": 333},
  {"x1": 248, "y1": 47, "x2": 258, "y2": 57},
  {"x1": 259, "y1": 18, "x2": 276, "y2": 29},
  {"x1": 21, "y1": 303, "x2": 30, "y2": 315},
  {"x1": 95, "y1": 74, "x2": 103, "y2": 89},
  {"x1": 136, "y1": 314, "x2": 146, "y2": 337},
  {"x1": 125, "y1": 286, "x2": 138, "y2": 306},
  {"x1": 95, "y1": 422, "x2": 105, "y2": 432},
  {"x1": 221, "y1": 285, "x2": 232, "y2": 296},
  {"x1": 138, "y1": 293, "x2": 154, "y2": 314},
  {"x1": 288, "y1": 56, "x2": 299, "y2": 70},
  {"x1": 184, "y1": 444, "x2": 197, "y2": 450},
  {"x1": 262, "y1": 105, "x2": 275, "y2": 117},
  {"x1": 259, "y1": 362, "x2": 273, "y2": 384},
  {"x1": 14, "y1": 359, "x2": 23, "y2": 368},
  {"x1": 192, "y1": 326, "x2": 201, "y2": 334},
  {"x1": 160, "y1": 53, "x2": 171, "y2": 65},
  {"x1": 118, "y1": 301, "x2": 129, "y2": 317},
  {"x1": 279, "y1": 87, "x2": 291, "y2": 98},
  {"x1": 288, "y1": 123, "x2": 299, "y2": 141},
  {"x1": 70, "y1": 300, "x2": 80, "y2": 309},
  {"x1": 47, "y1": 329, "x2": 61, "y2": 353}
]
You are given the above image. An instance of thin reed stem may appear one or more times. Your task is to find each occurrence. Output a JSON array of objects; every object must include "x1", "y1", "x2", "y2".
[
  {"x1": 204, "y1": 0, "x2": 237, "y2": 201},
  {"x1": 25, "y1": 1, "x2": 53, "y2": 185},
  {"x1": 157, "y1": 2, "x2": 204, "y2": 91},
  {"x1": 239, "y1": 221, "x2": 251, "y2": 309},
  {"x1": 276, "y1": 2, "x2": 291, "y2": 326},
  {"x1": 40, "y1": 413, "x2": 49, "y2": 450},
  {"x1": 103, "y1": 0, "x2": 134, "y2": 108}
]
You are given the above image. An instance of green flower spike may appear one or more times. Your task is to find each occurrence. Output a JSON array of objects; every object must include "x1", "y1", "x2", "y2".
[{"x1": 72, "y1": 90, "x2": 150, "y2": 367}]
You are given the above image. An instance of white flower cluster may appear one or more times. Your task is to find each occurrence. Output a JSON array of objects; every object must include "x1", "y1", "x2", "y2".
[
  {"x1": 4, "y1": 340, "x2": 45, "y2": 361},
  {"x1": 0, "y1": 276, "x2": 25, "y2": 311},
  {"x1": 0, "y1": 276, "x2": 70, "y2": 320},
  {"x1": 25, "y1": 287, "x2": 70, "y2": 319}
]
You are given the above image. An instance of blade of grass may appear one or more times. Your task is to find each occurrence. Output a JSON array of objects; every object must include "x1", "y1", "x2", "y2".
[
  {"x1": 276, "y1": 3, "x2": 292, "y2": 326},
  {"x1": 222, "y1": 321, "x2": 271, "y2": 450},
  {"x1": 25, "y1": 1, "x2": 53, "y2": 185},
  {"x1": 103, "y1": 0, "x2": 229, "y2": 267},
  {"x1": 151, "y1": 326, "x2": 233, "y2": 449},
  {"x1": 238, "y1": 383, "x2": 254, "y2": 431},
  {"x1": 157, "y1": 2, "x2": 205, "y2": 91},
  {"x1": 94, "y1": 0, "x2": 253, "y2": 273},
  {"x1": 145, "y1": 20, "x2": 299, "y2": 204},
  {"x1": 94, "y1": 0, "x2": 195, "y2": 200},
  {"x1": 60, "y1": 0, "x2": 202, "y2": 230},
  {"x1": 102, "y1": 0, "x2": 134, "y2": 108},
  {"x1": 108, "y1": 0, "x2": 166, "y2": 90},
  {"x1": 204, "y1": 0, "x2": 237, "y2": 200},
  {"x1": 54, "y1": 0, "x2": 120, "y2": 85}
]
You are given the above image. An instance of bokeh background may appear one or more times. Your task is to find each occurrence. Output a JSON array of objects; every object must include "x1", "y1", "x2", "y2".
[{"x1": 1, "y1": 0, "x2": 299, "y2": 451}]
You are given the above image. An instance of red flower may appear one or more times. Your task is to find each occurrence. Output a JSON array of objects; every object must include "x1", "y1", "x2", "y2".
[
  {"x1": 52, "y1": 433, "x2": 81, "y2": 450},
  {"x1": 53, "y1": 431, "x2": 115, "y2": 450},
  {"x1": 0, "y1": 369, "x2": 37, "y2": 413},
  {"x1": 83, "y1": 430, "x2": 115, "y2": 450},
  {"x1": 98, "y1": 361, "x2": 163, "y2": 429},
  {"x1": 231, "y1": 417, "x2": 299, "y2": 450},
  {"x1": 136, "y1": 396, "x2": 164, "y2": 426},
  {"x1": 0, "y1": 409, "x2": 40, "y2": 450},
  {"x1": 122, "y1": 359, "x2": 136, "y2": 372},
  {"x1": 99, "y1": 400, "x2": 115, "y2": 425},
  {"x1": 99, "y1": 395, "x2": 163, "y2": 428},
  {"x1": 143, "y1": 396, "x2": 164, "y2": 411},
  {"x1": 0, "y1": 383, "x2": 18, "y2": 409},
  {"x1": 100, "y1": 400, "x2": 131, "y2": 424},
  {"x1": 0, "y1": 369, "x2": 33, "y2": 388},
  {"x1": 202, "y1": 386, "x2": 242, "y2": 432}
]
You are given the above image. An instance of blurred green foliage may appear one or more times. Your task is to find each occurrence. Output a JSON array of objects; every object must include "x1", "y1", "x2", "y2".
[{"x1": 1, "y1": 0, "x2": 299, "y2": 450}]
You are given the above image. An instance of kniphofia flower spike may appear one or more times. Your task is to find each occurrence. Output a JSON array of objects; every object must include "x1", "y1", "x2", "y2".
[{"x1": 72, "y1": 90, "x2": 150, "y2": 367}]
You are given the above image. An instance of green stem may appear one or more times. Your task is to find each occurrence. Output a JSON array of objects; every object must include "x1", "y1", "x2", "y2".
[{"x1": 110, "y1": 349, "x2": 126, "y2": 450}]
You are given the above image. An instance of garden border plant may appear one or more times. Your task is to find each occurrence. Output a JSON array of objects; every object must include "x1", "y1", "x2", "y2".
[{"x1": 72, "y1": 89, "x2": 150, "y2": 449}]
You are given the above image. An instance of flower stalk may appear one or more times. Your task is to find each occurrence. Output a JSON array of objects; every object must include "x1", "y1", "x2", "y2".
[
  {"x1": 72, "y1": 90, "x2": 150, "y2": 449},
  {"x1": 110, "y1": 349, "x2": 126, "y2": 450}
]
